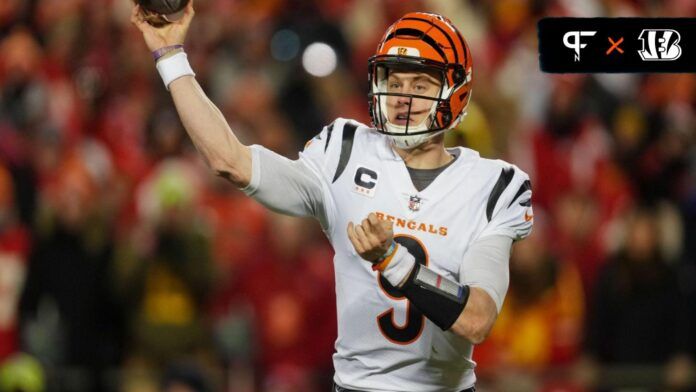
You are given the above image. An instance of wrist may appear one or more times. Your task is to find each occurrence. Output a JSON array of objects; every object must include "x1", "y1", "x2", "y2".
[
  {"x1": 155, "y1": 51, "x2": 195, "y2": 90},
  {"x1": 156, "y1": 48, "x2": 184, "y2": 62},
  {"x1": 373, "y1": 241, "x2": 397, "y2": 267},
  {"x1": 152, "y1": 44, "x2": 184, "y2": 62},
  {"x1": 375, "y1": 244, "x2": 416, "y2": 288}
]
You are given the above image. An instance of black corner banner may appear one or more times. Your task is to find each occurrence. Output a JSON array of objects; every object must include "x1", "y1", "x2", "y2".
[{"x1": 538, "y1": 18, "x2": 696, "y2": 73}]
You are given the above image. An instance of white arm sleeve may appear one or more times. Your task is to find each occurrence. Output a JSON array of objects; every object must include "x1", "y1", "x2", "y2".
[
  {"x1": 241, "y1": 145, "x2": 328, "y2": 228},
  {"x1": 459, "y1": 234, "x2": 513, "y2": 312}
]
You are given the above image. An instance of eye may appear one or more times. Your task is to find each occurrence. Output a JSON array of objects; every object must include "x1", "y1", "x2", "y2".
[
  {"x1": 414, "y1": 83, "x2": 428, "y2": 92},
  {"x1": 389, "y1": 82, "x2": 401, "y2": 89}
]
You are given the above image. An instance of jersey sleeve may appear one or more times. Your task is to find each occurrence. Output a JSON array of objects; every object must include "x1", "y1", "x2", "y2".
[
  {"x1": 477, "y1": 165, "x2": 534, "y2": 241},
  {"x1": 241, "y1": 145, "x2": 328, "y2": 227},
  {"x1": 242, "y1": 118, "x2": 356, "y2": 230}
]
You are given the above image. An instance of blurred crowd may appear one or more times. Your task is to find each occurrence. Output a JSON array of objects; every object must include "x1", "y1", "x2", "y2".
[{"x1": 1, "y1": 0, "x2": 695, "y2": 391}]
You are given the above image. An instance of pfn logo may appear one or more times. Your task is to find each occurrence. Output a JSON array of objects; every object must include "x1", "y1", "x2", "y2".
[
  {"x1": 563, "y1": 31, "x2": 597, "y2": 61},
  {"x1": 638, "y1": 29, "x2": 682, "y2": 61}
]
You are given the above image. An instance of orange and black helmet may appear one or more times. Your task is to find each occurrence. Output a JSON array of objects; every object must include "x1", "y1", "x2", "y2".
[{"x1": 368, "y1": 12, "x2": 473, "y2": 147}]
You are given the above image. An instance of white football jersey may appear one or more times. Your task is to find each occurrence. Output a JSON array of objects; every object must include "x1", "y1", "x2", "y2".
[{"x1": 247, "y1": 118, "x2": 533, "y2": 392}]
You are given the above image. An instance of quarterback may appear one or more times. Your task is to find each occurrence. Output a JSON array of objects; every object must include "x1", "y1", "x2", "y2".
[{"x1": 132, "y1": 3, "x2": 533, "y2": 392}]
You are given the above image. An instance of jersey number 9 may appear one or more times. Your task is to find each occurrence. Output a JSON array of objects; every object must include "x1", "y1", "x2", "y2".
[{"x1": 377, "y1": 235, "x2": 428, "y2": 344}]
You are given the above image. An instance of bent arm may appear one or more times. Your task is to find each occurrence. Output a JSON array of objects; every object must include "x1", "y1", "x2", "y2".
[
  {"x1": 449, "y1": 287, "x2": 498, "y2": 344},
  {"x1": 169, "y1": 76, "x2": 252, "y2": 187},
  {"x1": 378, "y1": 235, "x2": 511, "y2": 345}
]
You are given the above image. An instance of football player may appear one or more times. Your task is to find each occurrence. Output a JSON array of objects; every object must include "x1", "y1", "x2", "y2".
[{"x1": 132, "y1": 4, "x2": 533, "y2": 391}]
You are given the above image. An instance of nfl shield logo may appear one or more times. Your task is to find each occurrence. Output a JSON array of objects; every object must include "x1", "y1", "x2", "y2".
[{"x1": 408, "y1": 195, "x2": 422, "y2": 212}]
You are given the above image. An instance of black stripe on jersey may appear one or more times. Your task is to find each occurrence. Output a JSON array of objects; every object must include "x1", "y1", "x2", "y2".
[
  {"x1": 324, "y1": 122, "x2": 334, "y2": 153},
  {"x1": 332, "y1": 122, "x2": 358, "y2": 183},
  {"x1": 486, "y1": 167, "x2": 515, "y2": 222},
  {"x1": 507, "y1": 179, "x2": 531, "y2": 208}
]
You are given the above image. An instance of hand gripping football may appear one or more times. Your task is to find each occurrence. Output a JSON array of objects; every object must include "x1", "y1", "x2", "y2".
[{"x1": 135, "y1": 0, "x2": 190, "y2": 27}]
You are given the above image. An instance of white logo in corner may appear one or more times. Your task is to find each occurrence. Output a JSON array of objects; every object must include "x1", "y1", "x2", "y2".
[
  {"x1": 563, "y1": 31, "x2": 597, "y2": 61},
  {"x1": 638, "y1": 29, "x2": 682, "y2": 61}
]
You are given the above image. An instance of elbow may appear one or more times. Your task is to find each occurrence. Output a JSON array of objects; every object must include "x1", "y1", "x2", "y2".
[
  {"x1": 449, "y1": 287, "x2": 499, "y2": 344},
  {"x1": 451, "y1": 315, "x2": 494, "y2": 345},
  {"x1": 211, "y1": 161, "x2": 249, "y2": 188},
  {"x1": 467, "y1": 325, "x2": 492, "y2": 345},
  {"x1": 209, "y1": 145, "x2": 251, "y2": 188}
]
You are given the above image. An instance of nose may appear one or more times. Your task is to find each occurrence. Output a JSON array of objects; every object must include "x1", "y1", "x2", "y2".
[{"x1": 395, "y1": 94, "x2": 411, "y2": 106}]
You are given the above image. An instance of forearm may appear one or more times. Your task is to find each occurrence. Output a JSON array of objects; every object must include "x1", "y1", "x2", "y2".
[
  {"x1": 130, "y1": 4, "x2": 250, "y2": 185},
  {"x1": 397, "y1": 263, "x2": 496, "y2": 344},
  {"x1": 375, "y1": 235, "x2": 510, "y2": 344},
  {"x1": 168, "y1": 75, "x2": 251, "y2": 187}
]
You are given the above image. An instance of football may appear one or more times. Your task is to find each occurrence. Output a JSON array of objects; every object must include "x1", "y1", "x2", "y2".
[{"x1": 135, "y1": 0, "x2": 190, "y2": 27}]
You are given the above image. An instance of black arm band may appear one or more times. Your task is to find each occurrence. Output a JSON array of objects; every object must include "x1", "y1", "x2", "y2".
[{"x1": 401, "y1": 263, "x2": 470, "y2": 331}]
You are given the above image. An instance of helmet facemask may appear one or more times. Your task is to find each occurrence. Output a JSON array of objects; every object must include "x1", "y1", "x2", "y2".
[{"x1": 369, "y1": 57, "x2": 461, "y2": 149}]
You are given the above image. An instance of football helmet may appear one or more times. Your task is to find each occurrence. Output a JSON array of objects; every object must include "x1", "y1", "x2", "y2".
[{"x1": 368, "y1": 12, "x2": 473, "y2": 149}]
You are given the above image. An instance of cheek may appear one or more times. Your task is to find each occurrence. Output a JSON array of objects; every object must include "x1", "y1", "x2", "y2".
[
  {"x1": 411, "y1": 98, "x2": 433, "y2": 111},
  {"x1": 385, "y1": 95, "x2": 400, "y2": 106}
]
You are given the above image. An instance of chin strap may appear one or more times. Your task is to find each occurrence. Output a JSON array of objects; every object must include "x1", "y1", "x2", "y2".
[{"x1": 388, "y1": 129, "x2": 445, "y2": 149}]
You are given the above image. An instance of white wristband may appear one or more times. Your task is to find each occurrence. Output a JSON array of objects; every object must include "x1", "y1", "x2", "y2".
[
  {"x1": 382, "y1": 245, "x2": 416, "y2": 287},
  {"x1": 156, "y1": 52, "x2": 195, "y2": 90}
]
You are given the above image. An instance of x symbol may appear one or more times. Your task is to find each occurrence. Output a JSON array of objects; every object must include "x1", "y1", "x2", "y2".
[{"x1": 606, "y1": 37, "x2": 624, "y2": 55}]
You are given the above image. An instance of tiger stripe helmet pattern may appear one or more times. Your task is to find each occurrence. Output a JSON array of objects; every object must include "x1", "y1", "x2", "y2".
[{"x1": 368, "y1": 12, "x2": 473, "y2": 147}]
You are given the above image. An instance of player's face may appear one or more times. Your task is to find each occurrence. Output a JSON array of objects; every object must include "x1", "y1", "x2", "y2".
[{"x1": 385, "y1": 70, "x2": 442, "y2": 127}]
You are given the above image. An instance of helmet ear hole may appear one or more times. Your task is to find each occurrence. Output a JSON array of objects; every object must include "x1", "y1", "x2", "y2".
[
  {"x1": 452, "y1": 66, "x2": 465, "y2": 85},
  {"x1": 437, "y1": 101, "x2": 452, "y2": 126},
  {"x1": 442, "y1": 112, "x2": 452, "y2": 125}
]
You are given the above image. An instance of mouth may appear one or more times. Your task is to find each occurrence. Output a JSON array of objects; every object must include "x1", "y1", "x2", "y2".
[{"x1": 392, "y1": 111, "x2": 424, "y2": 126}]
